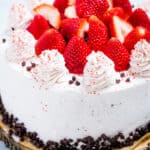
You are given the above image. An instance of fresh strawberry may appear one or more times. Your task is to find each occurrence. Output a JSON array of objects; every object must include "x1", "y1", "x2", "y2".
[
  {"x1": 64, "y1": 5, "x2": 78, "y2": 18},
  {"x1": 112, "y1": 0, "x2": 132, "y2": 16},
  {"x1": 61, "y1": 18, "x2": 89, "y2": 40},
  {"x1": 109, "y1": 16, "x2": 133, "y2": 42},
  {"x1": 64, "y1": 36, "x2": 91, "y2": 74},
  {"x1": 76, "y1": 0, "x2": 109, "y2": 19},
  {"x1": 124, "y1": 26, "x2": 150, "y2": 52},
  {"x1": 103, "y1": 7, "x2": 125, "y2": 24},
  {"x1": 33, "y1": 4, "x2": 61, "y2": 29},
  {"x1": 27, "y1": 14, "x2": 50, "y2": 39},
  {"x1": 35, "y1": 29, "x2": 66, "y2": 55},
  {"x1": 128, "y1": 8, "x2": 150, "y2": 31},
  {"x1": 53, "y1": 0, "x2": 68, "y2": 13},
  {"x1": 87, "y1": 15, "x2": 109, "y2": 51},
  {"x1": 103, "y1": 38, "x2": 130, "y2": 71}
]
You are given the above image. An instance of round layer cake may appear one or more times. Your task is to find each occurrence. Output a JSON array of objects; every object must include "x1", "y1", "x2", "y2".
[{"x1": 0, "y1": 0, "x2": 150, "y2": 149}]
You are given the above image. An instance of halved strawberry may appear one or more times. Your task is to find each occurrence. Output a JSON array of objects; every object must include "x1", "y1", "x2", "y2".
[
  {"x1": 103, "y1": 38, "x2": 130, "y2": 71},
  {"x1": 76, "y1": 0, "x2": 109, "y2": 19},
  {"x1": 109, "y1": 16, "x2": 133, "y2": 43},
  {"x1": 64, "y1": 36, "x2": 91, "y2": 74},
  {"x1": 128, "y1": 8, "x2": 150, "y2": 31},
  {"x1": 112, "y1": 0, "x2": 132, "y2": 16},
  {"x1": 27, "y1": 14, "x2": 50, "y2": 39},
  {"x1": 123, "y1": 26, "x2": 150, "y2": 52},
  {"x1": 33, "y1": 4, "x2": 61, "y2": 29},
  {"x1": 35, "y1": 29, "x2": 66, "y2": 55},
  {"x1": 64, "y1": 5, "x2": 78, "y2": 18},
  {"x1": 87, "y1": 15, "x2": 109, "y2": 51},
  {"x1": 61, "y1": 18, "x2": 89, "y2": 40},
  {"x1": 103, "y1": 7, "x2": 125, "y2": 24},
  {"x1": 53, "y1": 0, "x2": 68, "y2": 13}
]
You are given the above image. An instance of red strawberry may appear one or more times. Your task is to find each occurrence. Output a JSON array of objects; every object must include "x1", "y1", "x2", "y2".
[
  {"x1": 64, "y1": 36, "x2": 91, "y2": 74},
  {"x1": 109, "y1": 16, "x2": 133, "y2": 42},
  {"x1": 128, "y1": 8, "x2": 150, "y2": 31},
  {"x1": 87, "y1": 15, "x2": 109, "y2": 51},
  {"x1": 124, "y1": 26, "x2": 150, "y2": 52},
  {"x1": 112, "y1": 0, "x2": 132, "y2": 16},
  {"x1": 103, "y1": 7, "x2": 125, "y2": 24},
  {"x1": 35, "y1": 29, "x2": 66, "y2": 55},
  {"x1": 76, "y1": 0, "x2": 109, "y2": 19},
  {"x1": 53, "y1": 0, "x2": 68, "y2": 13},
  {"x1": 61, "y1": 18, "x2": 89, "y2": 40},
  {"x1": 27, "y1": 15, "x2": 50, "y2": 39},
  {"x1": 103, "y1": 38, "x2": 130, "y2": 71}
]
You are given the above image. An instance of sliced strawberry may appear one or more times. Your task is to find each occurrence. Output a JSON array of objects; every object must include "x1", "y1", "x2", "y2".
[
  {"x1": 33, "y1": 4, "x2": 61, "y2": 29},
  {"x1": 76, "y1": 0, "x2": 109, "y2": 19},
  {"x1": 103, "y1": 38, "x2": 130, "y2": 71},
  {"x1": 124, "y1": 26, "x2": 150, "y2": 52},
  {"x1": 64, "y1": 36, "x2": 91, "y2": 74},
  {"x1": 64, "y1": 5, "x2": 78, "y2": 18},
  {"x1": 27, "y1": 14, "x2": 50, "y2": 39},
  {"x1": 53, "y1": 0, "x2": 68, "y2": 13},
  {"x1": 68, "y1": 0, "x2": 76, "y2": 5},
  {"x1": 103, "y1": 7, "x2": 125, "y2": 24},
  {"x1": 128, "y1": 8, "x2": 150, "y2": 31},
  {"x1": 87, "y1": 15, "x2": 109, "y2": 51},
  {"x1": 112, "y1": 0, "x2": 132, "y2": 16},
  {"x1": 109, "y1": 16, "x2": 133, "y2": 43},
  {"x1": 35, "y1": 29, "x2": 66, "y2": 55},
  {"x1": 61, "y1": 18, "x2": 89, "y2": 40}
]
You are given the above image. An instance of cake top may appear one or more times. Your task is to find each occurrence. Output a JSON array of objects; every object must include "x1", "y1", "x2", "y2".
[{"x1": 1, "y1": 0, "x2": 150, "y2": 93}]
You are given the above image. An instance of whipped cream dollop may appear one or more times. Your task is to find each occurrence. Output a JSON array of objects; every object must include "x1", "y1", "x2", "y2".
[
  {"x1": 9, "y1": 3, "x2": 32, "y2": 28},
  {"x1": 83, "y1": 51, "x2": 119, "y2": 93},
  {"x1": 31, "y1": 50, "x2": 69, "y2": 88},
  {"x1": 130, "y1": 39, "x2": 150, "y2": 78},
  {"x1": 6, "y1": 29, "x2": 36, "y2": 63}
]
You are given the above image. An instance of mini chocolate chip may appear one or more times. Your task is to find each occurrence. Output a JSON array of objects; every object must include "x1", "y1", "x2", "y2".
[
  {"x1": 26, "y1": 66, "x2": 32, "y2": 72},
  {"x1": 2, "y1": 38, "x2": 6, "y2": 43},
  {"x1": 126, "y1": 78, "x2": 130, "y2": 83},
  {"x1": 120, "y1": 72, "x2": 125, "y2": 78},
  {"x1": 75, "y1": 81, "x2": 80, "y2": 86},
  {"x1": 11, "y1": 27, "x2": 15, "y2": 31},
  {"x1": 69, "y1": 80, "x2": 74, "y2": 85},
  {"x1": 31, "y1": 63, "x2": 36, "y2": 68},
  {"x1": 116, "y1": 79, "x2": 120, "y2": 84},
  {"x1": 72, "y1": 76, "x2": 76, "y2": 81},
  {"x1": 21, "y1": 61, "x2": 26, "y2": 67}
]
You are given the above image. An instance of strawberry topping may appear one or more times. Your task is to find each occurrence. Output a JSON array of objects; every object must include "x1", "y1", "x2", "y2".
[{"x1": 64, "y1": 36, "x2": 91, "y2": 74}]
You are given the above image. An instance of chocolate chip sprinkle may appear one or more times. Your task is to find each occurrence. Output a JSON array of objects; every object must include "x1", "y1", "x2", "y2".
[
  {"x1": 116, "y1": 79, "x2": 121, "y2": 84},
  {"x1": 11, "y1": 27, "x2": 15, "y2": 31},
  {"x1": 69, "y1": 80, "x2": 74, "y2": 85},
  {"x1": 21, "y1": 61, "x2": 26, "y2": 67},
  {"x1": 2, "y1": 38, "x2": 6, "y2": 43},
  {"x1": 26, "y1": 66, "x2": 32, "y2": 72},
  {"x1": 120, "y1": 72, "x2": 125, "y2": 78},
  {"x1": 72, "y1": 76, "x2": 76, "y2": 81},
  {"x1": 75, "y1": 81, "x2": 81, "y2": 86},
  {"x1": 126, "y1": 78, "x2": 130, "y2": 83},
  {"x1": 31, "y1": 63, "x2": 36, "y2": 68}
]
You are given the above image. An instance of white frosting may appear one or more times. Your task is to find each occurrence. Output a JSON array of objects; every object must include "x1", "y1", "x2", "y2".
[
  {"x1": 83, "y1": 51, "x2": 119, "y2": 93},
  {"x1": 9, "y1": 3, "x2": 33, "y2": 28},
  {"x1": 130, "y1": 39, "x2": 150, "y2": 78},
  {"x1": 31, "y1": 50, "x2": 69, "y2": 88},
  {"x1": 6, "y1": 29, "x2": 36, "y2": 63}
]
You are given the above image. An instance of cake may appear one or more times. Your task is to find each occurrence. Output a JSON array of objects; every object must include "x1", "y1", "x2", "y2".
[{"x1": 0, "y1": 0, "x2": 150, "y2": 150}]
